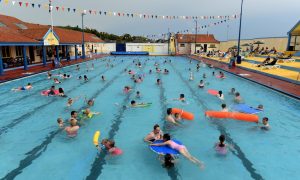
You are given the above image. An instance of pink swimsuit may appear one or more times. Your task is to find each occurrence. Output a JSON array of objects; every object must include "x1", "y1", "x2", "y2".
[{"x1": 168, "y1": 140, "x2": 186, "y2": 151}]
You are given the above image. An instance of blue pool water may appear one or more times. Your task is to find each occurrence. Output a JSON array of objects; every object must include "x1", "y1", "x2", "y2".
[{"x1": 0, "y1": 56, "x2": 299, "y2": 180}]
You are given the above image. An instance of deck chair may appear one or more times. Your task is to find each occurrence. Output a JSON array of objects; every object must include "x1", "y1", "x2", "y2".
[{"x1": 260, "y1": 59, "x2": 280, "y2": 70}]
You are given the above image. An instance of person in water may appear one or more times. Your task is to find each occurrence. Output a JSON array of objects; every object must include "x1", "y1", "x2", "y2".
[
  {"x1": 81, "y1": 108, "x2": 100, "y2": 119},
  {"x1": 160, "y1": 153, "x2": 176, "y2": 168},
  {"x1": 259, "y1": 117, "x2": 270, "y2": 130},
  {"x1": 105, "y1": 140, "x2": 123, "y2": 156},
  {"x1": 256, "y1": 104, "x2": 264, "y2": 111},
  {"x1": 234, "y1": 92, "x2": 242, "y2": 103},
  {"x1": 221, "y1": 104, "x2": 228, "y2": 112},
  {"x1": 85, "y1": 98, "x2": 95, "y2": 107},
  {"x1": 136, "y1": 91, "x2": 141, "y2": 99},
  {"x1": 214, "y1": 135, "x2": 233, "y2": 155},
  {"x1": 203, "y1": 73, "x2": 206, "y2": 78},
  {"x1": 12, "y1": 83, "x2": 32, "y2": 91},
  {"x1": 123, "y1": 86, "x2": 132, "y2": 93},
  {"x1": 67, "y1": 96, "x2": 81, "y2": 107},
  {"x1": 174, "y1": 94, "x2": 185, "y2": 102},
  {"x1": 156, "y1": 79, "x2": 161, "y2": 85},
  {"x1": 65, "y1": 118, "x2": 80, "y2": 137},
  {"x1": 217, "y1": 91, "x2": 224, "y2": 100},
  {"x1": 84, "y1": 75, "x2": 88, "y2": 81},
  {"x1": 58, "y1": 88, "x2": 66, "y2": 97},
  {"x1": 53, "y1": 78, "x2": 61, "y2": 84},
  {"x1": 165, "y1": 108, "x2": 181, "y2": 126},
  {"x1": 229, "y1": 88, "x2": 236, "y2": 95},
  {"x1": 101, "y1": 75, "x2": 106, "y2": 81},
  {"x1": 198, "y1": 80, "x2": 205, "y2": 88},
  {"x1": 57, "y1": 118, "x2": 64, "y2": 128},
  {"x1": 189, "y1": 72, "x2": 194, "y2": 81},
  {"x1": 151, "y1": 134, "x2": 205, "y2": 169},
  {"x1": 48, "y1": 86, "x2": 56, "y2": 96},
  {"x1": 47, "y1": 71, "x2": 52, "y2": 79},
  {"x1": 144, "y1": 124, "x2": 163, "y2": 143},
  {"x1": 70, "y1": 111, "x2": 78, "y2": 121}
]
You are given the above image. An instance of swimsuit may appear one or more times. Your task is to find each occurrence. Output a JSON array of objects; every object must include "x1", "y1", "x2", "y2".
[{"x1": 169, "y1": 140, "x2": 186, "y2": 151}]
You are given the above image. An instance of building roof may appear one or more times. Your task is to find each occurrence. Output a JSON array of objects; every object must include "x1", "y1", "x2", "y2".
[
  {"x1": 288, "y1": 20, "x2": 300, "y2": 36},
  {"x1": 0, "y1": 14, "x2": 103, "y2": 44},
  {"x1": 176, "y1": 34, "x2": 219, "y2": 43}
]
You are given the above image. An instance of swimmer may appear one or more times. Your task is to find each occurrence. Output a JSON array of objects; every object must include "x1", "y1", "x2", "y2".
[
  {"x1": 84, "y1": 75, "x2": 88, "y2": 81},
  {"x1": 189, "y1": 72, "x2": 194, "y2": 81},
  {"x1": 70, "y1": 111, "x2": 78, "y2": 121},
  {"x1": 81, "y1": 108, "x2": 100, "y2": 119},
  {"x1": 214, "y1": 135, "x2": 234, "y2": 155},
  {"x1": 58, "y1": 88, "x2": 66, "y2": 97},
  {"x1": 48, "y1": 86, "x2": 56, "y2": 96},
  {"x1": 76, "y1": 64, "x2": 80, "y2": 71},
  {"x1": 149, "y1": 69, "x2": 152, "y2": 74},
  {"x1": 47, "y1": 71, "x2": 52, "y2": 79},
  {"x1": 57, "y1": 118, "x2": 64, "y2": 128},
  {"x1": 174, "y1": 94, "x2": 185, "y2": 102},
  {"x1": 53, "y1": 78, "x2": 61, "y2": 84},
  {"x1": 78, "y1": 76, "x2": 82, "y2": 80},
  {"x1": 234, "y1": 92, "x2": 242, "y2": 103},
  {"x1": 221, "y1": 104, "x2": 228, "y2": 112},
  {"x1": 217, "y1": 91, "x2": 224, "y2": 100},
  {"x1": 212, "y1": 72, "x2": 215, "y2": 76},
  {"x1": 144, "y1": 124, "x2": 163, "y2": 143},
  {"x1": 165, "y1": 108, "x2": 181, "y2": 126},
  {"x1": 198, "y1": 80, "x2": 205, "y2": 88},
  {"x1": 174, "y1": 113, "x2": 182, "y2": 121},
  {"x1": 123, "y1": 86, "x2": 132, "y2": 93},
  {"x1": 219, "y1": 71, "x2": 225, "y2": 78},
  {"x1": 229, "y1": 88, "x2": 236, "y2": 95},
  {"x1": 136, "y1": 91, "x2": 141, "y2": 99},
  {"x1": 203, "y1": 73, "x2": 206, "y2": 78},
  {"x1": 105, "y1": 140, "x2": 123, "y2": 156},
  {"x1": 156, "y1": 68, "x2": 161, "y2": 73},
  {"x1": 12, "y1": 83, "x2": 32, "y2": 91},
  {"x1": 160, "y1": 153, "x2": 176, "y2": 168},
  {"x1": 85, "y1": 98, "x2": 95, "y2": 107},
  {"x1": 66, "y1": 96, "x2": 81, "y2": 107},
  {"x1": 65, "y1": 118, "x2": 79, "y2": 137},
  {"x1": 151, "y1": 134, "x2": 205, "y2": 169},
  {"x1": 256, "y1": 104, "x2": 264, "y2": 111},
  {"x1": 101, "y1": 75, "x2": 106, "y2": 81},
  {"x1": 156, "y1": 79, "x2": 161, "y2": 85},
  {"x1": 259, "y1": 117, "x2": 270, "y2": 130}
]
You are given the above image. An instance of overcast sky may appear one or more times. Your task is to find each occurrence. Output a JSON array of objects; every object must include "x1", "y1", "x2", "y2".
[{"x1": 1, "y1": 0, "x2": 299, "y2": 41}]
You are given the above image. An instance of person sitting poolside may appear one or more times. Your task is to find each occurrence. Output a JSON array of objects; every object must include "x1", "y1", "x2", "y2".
[
  {"x1": 257, "y1": 56, "x2": 271, "y2": 67},
  {"x1": 144, "y1": 124, "x2": 164, "y2": 143},
  {"x1": 12, "y1": 83, "x2": 32, "y2": 91}
]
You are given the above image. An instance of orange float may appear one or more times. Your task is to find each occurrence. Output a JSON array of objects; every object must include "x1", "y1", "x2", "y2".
[
  {"x1": 171, "y1": 108, "x2": 194, "y2": 120},
  {"x1": 205, "y1": 111, "x2": 259, "y2": 123}
]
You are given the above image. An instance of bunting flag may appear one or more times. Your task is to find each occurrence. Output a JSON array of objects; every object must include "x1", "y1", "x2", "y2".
[
  {"x1": 0, "y1": 0, "x2": 238, "y2": 22},
  {"x1": 145, "y1": 17, "x2": 235, "y2": 39}
]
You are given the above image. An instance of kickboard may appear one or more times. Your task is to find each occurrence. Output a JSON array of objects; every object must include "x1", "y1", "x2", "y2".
[{"x1": 232, "y1": 104, "x2": 262, "y2": 114}]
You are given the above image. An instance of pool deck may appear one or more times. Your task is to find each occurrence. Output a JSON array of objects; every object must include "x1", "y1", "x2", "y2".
[
  {"x1": 188, "y1": 55, "x2": 300, "y2": 99},
  {"x1": 0, "y1": 54, "x2": 108, "y2": 83}
]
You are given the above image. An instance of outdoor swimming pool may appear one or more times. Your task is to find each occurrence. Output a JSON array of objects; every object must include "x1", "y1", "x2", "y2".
[{"x1": 0, "y1": 56, "x2": 299, "y2": 180}]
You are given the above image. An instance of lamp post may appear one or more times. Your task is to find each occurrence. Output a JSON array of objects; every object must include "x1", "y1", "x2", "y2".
[
  {"x1": 194, "y1": 20, "x2": 198, "y2": 55},
  {"x1": 81, "y1": 11, "x2": 86, "y2": 59},
  {"x1": 236, "y1": 0, "x2": 244, "y2": 64}
]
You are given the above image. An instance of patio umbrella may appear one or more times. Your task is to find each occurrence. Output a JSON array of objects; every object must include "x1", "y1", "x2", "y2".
[
  {"x1": 230, "y1": 45, "x2": 238, "y2": 49},
  {"x1": 253, "y1": 41, "x2": 264, "y2": 46}
]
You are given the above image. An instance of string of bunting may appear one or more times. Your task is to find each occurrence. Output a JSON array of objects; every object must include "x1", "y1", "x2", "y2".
[
  {"x1": 0, "y1": 0, "x2": 238, "y2": 21},
  {"x1": 145, "y1": 16, "x2": 237, "y2": 39}
]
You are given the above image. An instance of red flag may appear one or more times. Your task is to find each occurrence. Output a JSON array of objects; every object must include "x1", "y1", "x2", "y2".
[{"x1": 25, "y1": 2, "x2": 29, "y2": 7}]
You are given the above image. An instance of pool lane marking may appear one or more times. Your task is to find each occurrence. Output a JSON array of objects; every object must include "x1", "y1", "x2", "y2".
[
  {"x1": 0, "y1": 63, "x2": 132, "y2": 180},
  {"x1": 0, "y1": 62, "x2": 122, "y2": 136},
  {"x1": 156, "y1": 62, "x2": 182, "y2": 180},
  {"x1": 85, "y1": 61, "x2": 147, "y2": 180},
  {"x1": 169, "y1": 62, "x2": 264, "y2": 180},
  {"x1": 0, "y1": 60, "x2": 105, "y2": 111}
]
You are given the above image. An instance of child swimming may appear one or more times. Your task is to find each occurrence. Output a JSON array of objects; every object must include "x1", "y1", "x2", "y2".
[{"x1": 12, "y1": 83, "x2": 32, "y2": 91}]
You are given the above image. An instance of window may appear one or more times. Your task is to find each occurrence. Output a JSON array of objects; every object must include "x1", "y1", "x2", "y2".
[
  {"x1": 2, "y1": 46, "x2": 10, "y2": 58},
  {"x1": 195, "y1": 44, "x2": 202, "y2": 47},
  {"x1": 14, "y1": 23, "x2": 28, "y2": 29},
  {"x1": 16, "y1": 46, "x2": 23, "y2": 57},
  {"x1": 180, "y1": 44, "x2": 185, "y2": 47}
]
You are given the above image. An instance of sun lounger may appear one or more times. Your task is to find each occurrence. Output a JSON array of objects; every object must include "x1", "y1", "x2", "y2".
[{"x1": 278, "y1": 58, "x2": 295, "y2": 63}]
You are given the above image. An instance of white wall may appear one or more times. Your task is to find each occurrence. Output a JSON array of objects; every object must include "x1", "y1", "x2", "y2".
[{"x1": 126, "y1": 43, "x2": 169, "y2": 55}]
